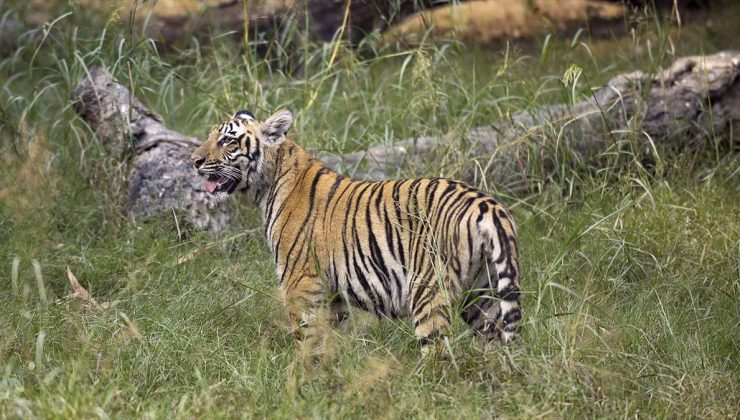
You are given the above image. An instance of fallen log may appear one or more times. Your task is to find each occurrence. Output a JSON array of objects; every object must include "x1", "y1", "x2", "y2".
[
  {"x1": 72, "y1": 67, "x2": 232, "y2": 232},
  {"x1": 322, "y1": 51, "x2": 740, "y2": 190},
  {"x1": 71, "y1": 51, "x2": 739, "y2": 231},
  {"x1": 135, "y1": 0, "x2": 702, "y2": 49}
]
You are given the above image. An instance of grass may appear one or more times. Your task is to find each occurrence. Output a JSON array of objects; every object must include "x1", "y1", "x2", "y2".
[{"x1": 1, "y1": 0, "x2": 739, "y2": 417}]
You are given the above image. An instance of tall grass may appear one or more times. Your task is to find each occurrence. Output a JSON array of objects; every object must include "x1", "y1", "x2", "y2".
[{"x1": 1, "y1": 0, "x2": 738, "y2": 417}]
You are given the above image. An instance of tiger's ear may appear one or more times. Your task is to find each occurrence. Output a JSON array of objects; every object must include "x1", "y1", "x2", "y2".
[
  {"x1": 233, "y1": 109, "x2": 254, "y2": 121},
  {"x1": 261, "y1": 108, "x2": 293, "y2": 145}
]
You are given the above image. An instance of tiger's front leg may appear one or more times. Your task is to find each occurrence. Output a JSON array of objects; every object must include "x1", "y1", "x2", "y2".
[
  {"x1": 328, "y1": 295, "x2": 349, "y2": 329},
  {"x1": 281, "y1": 276, "x2": 346, "y2": 358},
  {"x1": 411, "y1": 280, "x2": 452, "y2": 357},
  {"x1": 282, "y1": 275, "x2": 323, "y2": 336}
]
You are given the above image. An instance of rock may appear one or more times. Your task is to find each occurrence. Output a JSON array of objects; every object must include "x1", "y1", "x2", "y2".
[{"x1": 72, "y1": 67, "x2": 232, "y2": 232}]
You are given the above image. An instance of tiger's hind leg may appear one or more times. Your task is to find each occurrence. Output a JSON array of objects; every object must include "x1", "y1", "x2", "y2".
[
  {"x1": 461, "y1": 259, "x2": 522, "y2": 344},
  {"x1": 411, "y1": 280, "x2": 452, "y2": 357},
  {"x1": 460, "y1": 271, "x2": 503, "y2": 343}
]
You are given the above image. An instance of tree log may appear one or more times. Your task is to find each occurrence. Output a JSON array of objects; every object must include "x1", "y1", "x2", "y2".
[
  {"x1": 322, "y1": 51, "x2": 740, "y2": 190},
  {"x1": 71, "y1": 52, "x2": 739, "y2": 231},
  {"x1": 140, "y1": 0, "x2": 704, "y2": 48},
  {"x1": 71, "y1": 67, "x2": 231, "y2": 232},
  {"x1": 305, "y1": 0, "x2": 442, "y2": 44},
  {"x1": 138, "y1": 0, "x2": 443, "y2": 50}
]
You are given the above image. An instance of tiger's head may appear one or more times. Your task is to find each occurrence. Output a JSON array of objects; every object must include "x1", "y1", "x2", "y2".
[{"x1": 190, "y1": 108, "x2": 294, "y2": 198}]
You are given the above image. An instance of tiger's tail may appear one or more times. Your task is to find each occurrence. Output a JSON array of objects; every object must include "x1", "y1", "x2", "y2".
[
  {"x1": 463, "y1": 201, "x2": 522, "y2": 343},
  {"x1": 487, "y1": 204, "x2": 522, "y2": 343}
]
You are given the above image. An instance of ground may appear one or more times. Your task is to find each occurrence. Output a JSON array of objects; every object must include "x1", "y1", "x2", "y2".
[{"x1": 0, "y1": 1, "x2": 738, "y2": 417}]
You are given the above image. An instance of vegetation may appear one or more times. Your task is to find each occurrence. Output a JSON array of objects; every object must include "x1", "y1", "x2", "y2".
[{"x1": 1, "y1": 1, "x2": 738, "y2": 417}]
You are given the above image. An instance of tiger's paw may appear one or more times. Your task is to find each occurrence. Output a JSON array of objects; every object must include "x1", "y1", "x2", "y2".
[{"x1": 419, "y1": 336, "x2": 450, "y2": 361}]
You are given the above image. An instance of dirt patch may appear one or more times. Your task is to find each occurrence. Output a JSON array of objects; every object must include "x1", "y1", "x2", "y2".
[{"x1": 381, "y1": 0, "x2": 626, "y2": 45}]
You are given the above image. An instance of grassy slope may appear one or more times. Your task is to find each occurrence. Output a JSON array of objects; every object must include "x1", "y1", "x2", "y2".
[{"x1": 1, "y1": 1, "x2": 738, "y2": 417}]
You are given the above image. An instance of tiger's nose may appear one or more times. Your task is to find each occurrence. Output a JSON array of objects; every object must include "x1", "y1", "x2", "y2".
[{"x1": 191, "y1": 157, "x2": 205, "y2": 169}]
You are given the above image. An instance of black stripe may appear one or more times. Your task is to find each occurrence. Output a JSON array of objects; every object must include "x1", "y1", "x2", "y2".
[
  {"x1": 495, "y1": 284, "x2": 521, "y2": 301},
  {"x1": 490, "y1": 209, "x2": 514, "y2": 267},
  {"x1": 391, "y1": 181, "x2": 406, "y2": 272},
  {"x1": 503, "y1": 308, "x2": 522, "y2": 325}
]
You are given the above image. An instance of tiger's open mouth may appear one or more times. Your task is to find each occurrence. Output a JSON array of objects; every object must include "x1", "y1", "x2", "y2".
[{"x1": 204, "y1": 175, "x2": 239, "y2": 195}]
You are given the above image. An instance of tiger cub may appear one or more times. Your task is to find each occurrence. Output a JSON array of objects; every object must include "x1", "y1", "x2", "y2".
[{"x1": 191, "y1": 108, "x2": 521, "y2": 353}]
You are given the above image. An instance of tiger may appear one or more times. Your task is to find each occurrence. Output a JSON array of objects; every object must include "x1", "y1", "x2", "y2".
[{"x1": 190, "y1": 108, "x2": 522, "y2": 354}]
